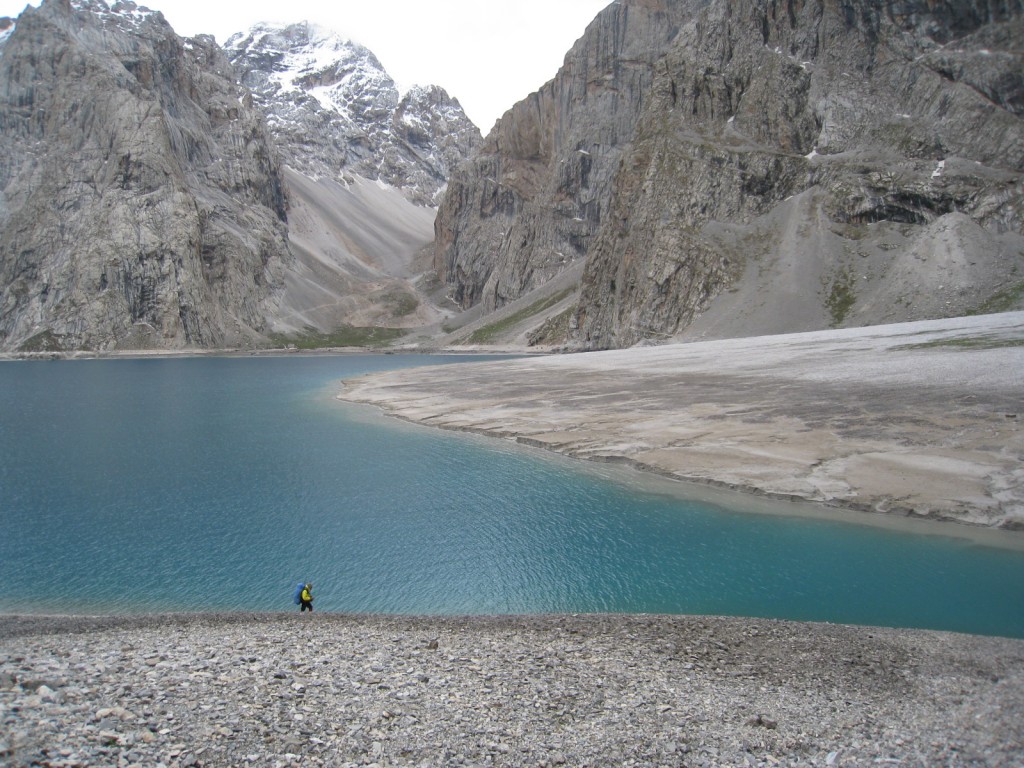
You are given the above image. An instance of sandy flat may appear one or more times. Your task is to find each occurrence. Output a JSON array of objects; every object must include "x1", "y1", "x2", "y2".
[{"x1": 339, "y1": 313, "x2": 1024, "y2": 534}]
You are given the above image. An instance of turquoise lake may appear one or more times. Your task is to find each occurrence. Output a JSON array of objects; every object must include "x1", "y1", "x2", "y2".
[{"x1": 1, "y1": 355, "x2": 1023, "y2": 637}]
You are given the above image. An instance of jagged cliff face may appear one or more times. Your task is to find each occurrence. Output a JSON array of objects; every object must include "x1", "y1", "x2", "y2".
[
  {"x1": 576, "y1": 0, "x2": 1024, "y2": 347},
  {"x1": 224, "y1": 23, "x2": 481, "y2": 207},
  {"x1": 434, "y1": 0, "x2": 704, "y2": 313},
  {"x1": 0, "y1": 0, "x2": 291, "y2": 352},
  {"x1": 436, "y1": 0, "x2": 1024, "y2": 349}
]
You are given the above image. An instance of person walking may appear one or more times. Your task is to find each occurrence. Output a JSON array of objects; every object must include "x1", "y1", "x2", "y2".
[{"x1": 299, "y1": 583, "x2": 313, "y2": 612}]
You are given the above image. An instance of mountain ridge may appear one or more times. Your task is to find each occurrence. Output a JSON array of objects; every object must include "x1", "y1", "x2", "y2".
[
  {"x1": 0, "y1": 1, "x2": 480, "y2": 352},
  {"x1": 2, "y1": 0, "x2": 1022, "y2": 353},
  {"x1": 434, "y1": 0, "x2": 1024, "y2": 350}
]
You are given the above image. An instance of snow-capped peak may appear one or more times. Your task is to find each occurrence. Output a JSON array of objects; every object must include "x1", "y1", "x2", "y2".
[
  {"x1": 224, "y1": 20, "x2": 481, "y2": 206},
  {"x1": 70, "y1": 0, "x2": 160, "y2": 29},
  {"x1": 226, "y1": 21, "x2": 396, "y2": 116}
]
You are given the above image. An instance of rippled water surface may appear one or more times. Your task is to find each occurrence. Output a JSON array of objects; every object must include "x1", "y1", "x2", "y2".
[{"x1": 2, "y1": 355, "x2": 1023, "y2": 637}]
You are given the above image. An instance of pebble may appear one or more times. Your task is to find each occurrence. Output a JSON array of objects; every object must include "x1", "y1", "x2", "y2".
[{"x1": 1, "y1": 612, "x2": 1022, "y2": 766}]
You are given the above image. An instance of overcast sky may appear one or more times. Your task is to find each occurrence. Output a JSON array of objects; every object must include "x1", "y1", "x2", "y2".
[{"x1": 0, "y1": 0, "x2": 612, "y2": 130}]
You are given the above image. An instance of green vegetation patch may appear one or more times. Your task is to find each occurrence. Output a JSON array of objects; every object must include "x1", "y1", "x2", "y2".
[
  {"x1": 391, "y1": 294, "x2": 420, "y2": 318},
  {"x1": 824, "y1": 268, "x2": 856, "y2": 328},
  {"x1": 270, "y1": 325, "x2": 407, "y2": 349},
  {"x1": 461, "y1": 288, "x2": 574, "y2": 345},
  {"x1": 832, "y1": 223, "x2": 870, "y2": 241},
  {"x1": 966, "y1": 281, "x2": 1024, "y2": 317},
  {"x1": 892, "y1": 334, "x2": 1024, "y2": 352},
  {"x1": 527, "y1": 305, "x2": 576, "y2": 347},
  {"x1": 372, "y1": 289, "x2": 420, "y2": 318},
  {"x1": 18, "y1": 330, "x2": 66, "y2": 353}
]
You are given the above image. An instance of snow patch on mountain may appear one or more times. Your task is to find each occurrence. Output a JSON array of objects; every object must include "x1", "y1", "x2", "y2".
[
  {"x1": 0, "y1": 18, "x2": 14, "y2": 51},
  {"x1": 70, "y1": 0, "x2": 160, "y2": 29},
  {"x1": 225, "y1": 21, "x2": 481, "y2": 207}
]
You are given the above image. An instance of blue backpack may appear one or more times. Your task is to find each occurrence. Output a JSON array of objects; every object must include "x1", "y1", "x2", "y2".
[{"x1": 293, "y1": 582, "x2": 305, "y2": 605}]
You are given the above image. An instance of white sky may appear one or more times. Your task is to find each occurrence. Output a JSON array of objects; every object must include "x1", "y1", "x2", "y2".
[{"x1": 0, "y1": 0, "x2": 613, "y2": 131}]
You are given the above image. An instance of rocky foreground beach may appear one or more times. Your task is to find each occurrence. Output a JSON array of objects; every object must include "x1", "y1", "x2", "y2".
[{"x1": 2, "y1": 612, "x2": 1023, "y2": 767}]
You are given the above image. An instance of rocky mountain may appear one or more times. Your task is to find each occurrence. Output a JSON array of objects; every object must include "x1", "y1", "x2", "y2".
[
  {"x1": 5, "y1": 0, "x2": 1018, "y2": 354},
  {"x1": 435, "y1": 0, "x2": 1024, "y2": 350},
  {"x1": 224, "y1": 23, "x2": 481, "y2": 208},
  {"x1": 0, "y1": 0, "x2": 292, "y2": 352},
  {"x1": 219, "y1": 22, "x2": 482, "y2": 339},
  {"x1": 220, "y1": 21, "x2": 483, "y2": 340},
  {"x1": 0, "y1": 3, "x2": 481, "y2": 352}
]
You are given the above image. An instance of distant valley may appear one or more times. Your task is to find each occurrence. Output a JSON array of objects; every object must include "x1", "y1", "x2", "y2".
[{"x1": 0, "y1": 0, "x2": 479, "y2": 353}]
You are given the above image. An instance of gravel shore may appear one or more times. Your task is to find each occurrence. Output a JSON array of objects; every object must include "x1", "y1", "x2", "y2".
[{"x1": 2, "y1": 612, "x2": 1023, "y2": 767}]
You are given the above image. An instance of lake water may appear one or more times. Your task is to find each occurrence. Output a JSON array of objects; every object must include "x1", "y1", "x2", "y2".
[{"x1": 1, "y1": 355, "x2": 1023, "y2": 638}]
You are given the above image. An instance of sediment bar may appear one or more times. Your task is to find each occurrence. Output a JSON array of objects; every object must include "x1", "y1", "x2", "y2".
[{"x1": 340, "y1": 314, "x2": 1024, "y2": 533}]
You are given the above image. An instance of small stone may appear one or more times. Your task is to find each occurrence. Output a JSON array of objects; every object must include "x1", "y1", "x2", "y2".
[{"x1": 36, "y1": 684, "x2": 57, "y2": 701}]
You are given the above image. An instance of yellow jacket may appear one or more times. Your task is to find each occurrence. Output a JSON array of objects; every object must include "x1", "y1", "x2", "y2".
[{"x1": 301, "y1": 588, "x2": 312, "y2": 602}]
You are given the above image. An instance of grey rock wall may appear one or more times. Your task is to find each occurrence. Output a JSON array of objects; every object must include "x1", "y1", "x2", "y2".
[
  {"x1": 0, "y1": 0, "x2": 292, "y2": 352},
  {"x1": 575, "y1": 0, "x2": 1024, "y2": 348},
  {"x1": 434, "y1": 0, "x2": 708, "y2": 313},
  {"x1": 434, "y1": 0, "x2": 1024, "y2": 349}
]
